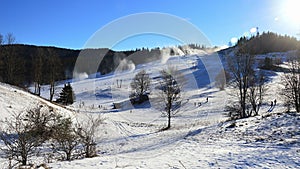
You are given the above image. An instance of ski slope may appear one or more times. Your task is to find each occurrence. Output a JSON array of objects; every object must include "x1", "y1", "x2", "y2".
[{"x1": 0, "y1": 51, "x2": 299, "y2": 168}]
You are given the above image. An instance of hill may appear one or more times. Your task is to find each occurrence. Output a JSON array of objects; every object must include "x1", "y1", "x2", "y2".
[
  {"x1": 0, "y1": 48, "x2": 299, "y2": 168},
  {"x1": 37, "y1": 51, "x2": 300, "y2": 168},
  {"x1": 0, "y1": 45, "x2": 134, "y2": 86},
  {"x1": 219, "y1": 32, "x2": 300, "y2": 55},
  {"x1": 1, "y1": 31, "x2": 299, "y2": 88},
  {"x1": 0, "y1": 82, "x2": 74, "y2": 119}
]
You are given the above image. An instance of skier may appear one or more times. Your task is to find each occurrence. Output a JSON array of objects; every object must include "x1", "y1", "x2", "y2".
[{"x1": 270, "y1": 101, "x2": 273, "y2": 107}]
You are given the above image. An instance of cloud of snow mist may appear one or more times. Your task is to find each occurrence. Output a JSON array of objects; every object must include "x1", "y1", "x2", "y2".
[
  {"x1": 160, "y1": 48, "x2": 171, "y2": 64},
  {"x1": 116, "y1": 59, "x2": 136, "y2": 73},
  {"x1": 73, "y1": 72, "x2": 89, "y2": 80}
]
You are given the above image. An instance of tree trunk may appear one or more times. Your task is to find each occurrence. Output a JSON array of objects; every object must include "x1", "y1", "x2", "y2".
[
  {"x1": 38, "y1": 84, "x2": 41, "y2": 96},
  {"x1": 66, "y1": 151, "x2": 71, "y2": 161},
  {"x1": 21, "y1": 155, "x2": 27, "y2": 165},
  {"x1": 50, "y1": 82, "x2": 54, "y2": 101},
  {"x1": 34, "y1": 83, "x2": 37, "y2": 94},
  {"x1": 167, "y1": 109, "x2": 171, "y2": 129}
]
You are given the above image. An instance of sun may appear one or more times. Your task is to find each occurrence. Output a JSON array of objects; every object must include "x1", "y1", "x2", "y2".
[{"x1": 282, "y1": 0, "x2": 300, "y2": 26}]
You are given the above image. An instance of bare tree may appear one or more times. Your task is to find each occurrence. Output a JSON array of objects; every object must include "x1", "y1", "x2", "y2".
[
  {"x1": 281, "y1": 51, "x2": 300, "y2": 112},
  {"x1": 130, "y1": 69, "x2": 151, "y2": 104},
  {"x1": 0, "y1": 105, "x2": 58, "y2": 166},
  {"x1": 0, "y1": 33, "x2": 25, "y2": 86},
  {"x1": 6, "y1": 46, "x2": 25, "y2": 85},
  {"x1": 5, "y1": 33, "x2": 16, "y2": 44},
  {"x1": 46, "y1": 49, "x2": 62, "y2": 101},
  {"x1": 76, "y1": 114, "x2": 104, "y2": 158},
  {"x1": 226, "y1": 47, "x2": 255, "y2": 119},
  {"x1": 32, "y1": 48, "x2": 45, "y2": 95},
  {"x1": 0, "y1": 33, "x2": 3, "y2": 45},
  {"x1": 0, "y1": 34, "x2": 4, "y2": 82},
  {"x1": 51, "y1": 117, "x2": 80, "y2": 161},
  {"x1": 247, "y1": 71, "x2": 267, "y2": 116},
  {"x1": 157, "y1": 67, "x2": 185, "y2": 130}
]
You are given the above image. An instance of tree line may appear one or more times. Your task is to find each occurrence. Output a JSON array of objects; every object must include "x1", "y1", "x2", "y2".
[
  {"x1": 235, "y1": 32, "x2": 300, "y2": 55},
  {"x1": 0, "y1": 33, "x2": 71, "y2": 89}
]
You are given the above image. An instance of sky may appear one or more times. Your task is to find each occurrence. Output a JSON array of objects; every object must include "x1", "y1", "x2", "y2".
[{"x1": 0, "y1": 0, "x2": 299, "y2": 50}]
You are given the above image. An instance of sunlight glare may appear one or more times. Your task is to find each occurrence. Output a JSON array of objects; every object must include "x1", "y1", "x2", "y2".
[
  {"x1": 230, "y1": 37, "x2": 238, "y2": 44},
  {"x1": 282, "y1": 0, "x2": 300, "y2": 26},
  {"x1": 250, "y1": 27, "x2": 257, "y2": 34}
]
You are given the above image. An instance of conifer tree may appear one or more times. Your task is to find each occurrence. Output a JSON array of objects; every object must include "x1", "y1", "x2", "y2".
[{"x1": 57, "y1": 82, "x2": 75, "y2": 105}]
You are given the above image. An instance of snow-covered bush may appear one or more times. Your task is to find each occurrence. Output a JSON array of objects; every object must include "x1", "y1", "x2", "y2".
[{"x1": 0, "y1": 105, "x2": 61, "y2": 166}]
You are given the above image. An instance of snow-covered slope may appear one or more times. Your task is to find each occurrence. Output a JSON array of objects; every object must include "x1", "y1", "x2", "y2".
[
  {"x1": 49, "y1": 70, "x2": 300, "y2": 168},
  {"x1": 0, "y1": 83, "x2": 74, "y2": 119},
  {"x1": 0, "y1": 83, "x2": 75, "y2": 167},
  {"x1": 1, "y1": 50, "x2": 300, "y2": 168}
]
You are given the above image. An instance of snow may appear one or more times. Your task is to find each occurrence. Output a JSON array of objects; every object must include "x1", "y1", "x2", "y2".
[{"x1": 1, "y1": 50, "x2": 299, "y2": 168}]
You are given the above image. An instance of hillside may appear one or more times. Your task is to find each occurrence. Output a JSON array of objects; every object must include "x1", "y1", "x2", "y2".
[
  {"x1": 0, "y1": 82, "x2": 73, "y2": 118},
  {"x1": 15, "y1": 51, "x2": 299, "y2": 168},
  {"x1": 1, "y1": 32, "x2": 299, "y2": 87},
  {"x1": 0, "y1": 45, "x2": 134, "y2": 85},
  {"x1": 219, "y1": 32, "x2": 300, "y2": 56},
  {"x1": 0, "y1": 38, "x2": 300, "y2": 168}
]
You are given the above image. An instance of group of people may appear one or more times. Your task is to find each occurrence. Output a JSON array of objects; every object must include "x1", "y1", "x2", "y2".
[
  {"x1": 270, "y1": 99, "x2": 277, "y2": 107},
  {"x1": 267, "y1": 99, "x2": 277, "y2": 112},
  {"x1": 194, "y1": 97, "x2": 209, "y2": 107}
]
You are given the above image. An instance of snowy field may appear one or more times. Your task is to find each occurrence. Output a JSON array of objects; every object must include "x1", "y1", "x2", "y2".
[{"x1": 0, "y1": 51, "x2": 299, "y2": 168}]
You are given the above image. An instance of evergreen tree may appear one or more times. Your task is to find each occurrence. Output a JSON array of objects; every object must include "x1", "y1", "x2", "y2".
[{"x1": 57, "y1": 82, "x2": 75, "y2": 105}]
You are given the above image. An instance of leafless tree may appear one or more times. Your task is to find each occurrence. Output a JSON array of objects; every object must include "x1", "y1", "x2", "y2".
[
  {"x1": 76, "y1": 114, "x2": 104, "y2": 158},
  {"x1": 0, "y1": 33, "x2": 25, "y2": 86},
  {"x1": 156, "y1": 67, "x2": 185, "y2": 129},
  {"x1": 0, "y1": 33, "x2": 3, "y2": 45},
  {"x1": 226, "y1": 47, "x2": 255, "y2": 119},
  {"x1": 281, "y1": 51, "x2": 300, "y2": 112},
  {"x1": 51, "y1": 117, "x2": 80, "y2": 161},
  {"x1": 0, "y1": 34, "x2": 4, "y2": 82},
  {"x1": 130, "y1": 70, "x2": 151, "y2": 104},
  {"x1": 0, "y1": 105, "x2": 58, "y2": 166},
  {"x1": 247, "y1": 71, "x2": 267, "y2": 116},
  {"x1": 5, "y1": 33, "x2": 16, "y2": 44},
  {"x1": 46, "y1": 48, "x2": 62, "y2": 101},
  {"x1": 32, "y1": 48, "x2": 45, "y2": 95}
]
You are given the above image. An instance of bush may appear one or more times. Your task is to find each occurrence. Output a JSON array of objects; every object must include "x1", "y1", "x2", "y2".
[
  {"x1": 0, "y1": 105, "x2": 60, "y2": 166},
  {"x1": 51, "y1": 117, "x2": 80, "y2": 161},
  {"x1": 76, "y1": 114, "x2": 104, "y2": 158}
]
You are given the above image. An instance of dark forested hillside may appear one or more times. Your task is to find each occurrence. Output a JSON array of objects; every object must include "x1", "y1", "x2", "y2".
[
  {"x1": 218, "y1": 32, "x2": 300, "y2": 57},
  {"x1": 1, "y1": 32, "x2": 299, "y2": 88},
  {"x1": 236, "y1": 32, "x2": 300, "y2": 54},
  {"x1": 0, "y1": 44, "x2": 136, "y2": 87},
  {"x1": 0, "y1": 44, "x2": 79, "y2": 86}
]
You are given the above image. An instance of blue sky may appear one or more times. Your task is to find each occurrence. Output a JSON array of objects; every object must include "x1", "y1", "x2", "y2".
[{"x1": 0, "y1": 0, "x2": 299, "y2": 50}]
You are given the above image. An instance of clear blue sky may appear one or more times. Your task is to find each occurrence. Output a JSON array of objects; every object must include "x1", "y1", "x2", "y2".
[{"x1": 1, "y1": 0, "x2": 299, "y2": 50}]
